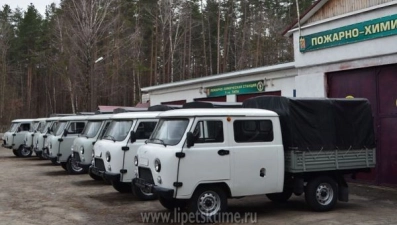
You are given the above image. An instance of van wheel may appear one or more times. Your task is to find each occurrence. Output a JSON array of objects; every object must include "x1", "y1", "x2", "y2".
[
  {"x1": 187, "y1": 186, "x2": 227, "y2": 222},
  {"x1": 18, "y1": 146, "x2": 32, "y2": 157},
  {"x1": 66, "y1": 157, "x2": 87, "y2": 174},
  {"x1": 133, "y1": 184, "x2": 157, "y2": 200},
  {"x1": 111, "y1": 180, "x2": 132, "y2": 193},
  {"x1": 266, "y1": 188, "x2": 293, "y2": 203},
  {"x1": 12, "y1": 150, "x2": 19, "y2": 157},
  {"x1": 305, "y1": 176, "x2": 338, "y2": 212},
  {"x1": 159, "y1": 196, "x2": 187, "y2": 211},
  {"x1": 60, "y1": 162, "x2": 68, "y2": 171}
]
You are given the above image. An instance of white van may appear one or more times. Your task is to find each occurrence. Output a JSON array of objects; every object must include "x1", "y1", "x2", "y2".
[
  {"x1": 47, "y1": 115, "x2": 89, "y2": 167},
  {"x1": 90, "y1": 111, "x2": 159, "y2": 199},
  {"x1": 2, "y1": 119, "x2": 34, "y2": 157},
  {"x1": 40, "y1": 117, "x2": 62, "y2": 159},
  {"x1": 69, "y1": 114, "x2": 112, "y2": 174},
  {"x1": 23, "y1": 118, "x2": 47, "y2": 157}
]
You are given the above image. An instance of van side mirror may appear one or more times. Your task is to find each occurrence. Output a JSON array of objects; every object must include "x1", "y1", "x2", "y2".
[
  {"x1": 63, "y1": 129, "x2": 68, "y2": 137},
  {"x1": 130, "y1": 131, "x2": 137, "y2": 143},
  {"x1": 186, "y1": 132, "x2": 195, "y2": 148}
]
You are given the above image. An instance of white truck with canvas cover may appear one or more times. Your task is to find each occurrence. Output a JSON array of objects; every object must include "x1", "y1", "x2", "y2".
[
  {"x1": 69, "y1": 114, "x2": 113, "y2": 175},
  {"x1": 2, "y1": 119, "x2": 34, "y2": 157},
  {"x1": 90, "y1": 111, "x2": 159, "y2": 199},
  {"x1": 23, "y1": 118, "x2": 47, "y2": 157},
  {"x1": 47, "y1": 115, "x2": 88, "y2": 169},
  {"x1": 133, "y1": 97, "x2": 376, "y2": 220}
]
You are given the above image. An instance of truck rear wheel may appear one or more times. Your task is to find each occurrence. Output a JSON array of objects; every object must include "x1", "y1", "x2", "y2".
[
  {"x1": 12, "y1": 150, "x2": 19, "y2": 157},
  {"x1": 159, "y1": 196, "x2": 187, "y2": 211},
  {"x1": 266, "y1": 188, "x2": 293, "y2": 203},
  {"x1": 187, "y1": 186, "x2": 227, "y2": 222},
  {"x1": 305, "y1": 176, "x2": 338, "y2": 212},
  {"x1": 111, "y1": 180, "x2": 132, "y2": 193}
]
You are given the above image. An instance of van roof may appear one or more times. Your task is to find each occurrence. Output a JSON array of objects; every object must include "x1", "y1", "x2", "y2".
[
  {"x1": 111, "y1": 111, "x2": 161, "y2": 119},
  {"x1": 46, "y1": 117, "x2": 62, "y2": 121},
  {"x1": 87, "y1": 114, "x2": 114, "y2": 120},
  {"x1": 33, "y1": 118, "x2": 48, "y2": 122},
  {"x1": 11, "y1": 119, "x2": 34, "y2": 123},
  {"x1": 59, "y1": 115, "x2": 91, "y2": 121},
  {"x1": 158, "y1": 108, "x2": 278, "y2": 118}
]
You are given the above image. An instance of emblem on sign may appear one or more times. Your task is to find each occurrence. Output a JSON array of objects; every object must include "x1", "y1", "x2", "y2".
[{"x1": 257, "y1": 81, "x2": 264, "y2": 92}]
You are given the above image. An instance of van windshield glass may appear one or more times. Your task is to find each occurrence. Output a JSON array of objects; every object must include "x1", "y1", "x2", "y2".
[
  {"x1": 49, "y1": 121, "x2": 58, "y2": 134},
  {"x1": 103, "y1": 120, "x2": 133, "y2": 142},
  {"x1": 40, "y1": 122, "x2": 51, "y2": 133},
  {"x1": 9, "y1": 123, "x2": 19, "y2": 132},
  {"x1": 81, "y1": 121, "x2": 102, "y2": 138},
  {"x1": 31, "y1": 122, "x2": 40, "y2": 132},
  {"x1": 148, "y1": 119, "x2": 189, "y2": 146},
  {"x1": 55, "y1": 122, "x2": 68, "y2": 136}
]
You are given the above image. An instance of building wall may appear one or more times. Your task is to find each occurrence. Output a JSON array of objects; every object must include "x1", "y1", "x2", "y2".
[
  {"x1": 294, "y1": 3, "x2": 397, "y2": 68},
  {"x1": 148, "y1": 68, "x2": 297, "y2": 105}
]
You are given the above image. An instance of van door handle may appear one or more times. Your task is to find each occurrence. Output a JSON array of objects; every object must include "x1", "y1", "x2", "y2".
[{"x1": 218, "y1": 149, "x2": 229, "y2": 156}]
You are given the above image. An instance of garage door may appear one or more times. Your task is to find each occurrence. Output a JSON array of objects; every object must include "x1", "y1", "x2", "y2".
[{"x1": 327, "y1": 64, "x2": 397, "y2": 185}]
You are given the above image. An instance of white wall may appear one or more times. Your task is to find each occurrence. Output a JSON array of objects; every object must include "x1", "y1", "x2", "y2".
[
  {"x1": 148, "y1": 68, "x2": 297, "y2": 105},
  {"x1": 295, "y1": 73, "x2": 326, "y2": 97},
  {"x1": 293, "y1": 4, "x2": 397, "y2": 68}
]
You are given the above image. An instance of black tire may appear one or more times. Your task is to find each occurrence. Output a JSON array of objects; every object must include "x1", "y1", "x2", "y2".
[
  {"x1": 60, "y1": 162, "x2": 68, "y2": 171},
  {"x1": 186, "y1": 186, "x2": 227, "y2": 222},
  {"x1": 17, "y1": 146, "x2": 32, "y2": 157},
  {"x1": 50, "y1": 157, "x2": 60, "y2": 165},
  {"x1": 66, "y1": 157, "x2": 87, "y2": 175},
  {"x1": 159, "y1": 196, "x2": 187, "y2": 211},
  {"x1": 12, "y1": 150, "x2": 19, "y2": 157},
  {"x1": 88, "y1": 169, "x2": 103, "y2": 181},
  {"x1": 35, "y1": 151, "x2": 42, "y2": 158},
  {"x1": 305, "y1": 176, "x2": 338, "y2": 212},
  {"x1": 132, "y1": 184, "x2": 157, "y2": 200},
  {"x1": 111, "y1": 180, "x2": 132, "y2": 193},
  {"x1": 266, "y1": 188, "x2": 293, "y2": 203}
]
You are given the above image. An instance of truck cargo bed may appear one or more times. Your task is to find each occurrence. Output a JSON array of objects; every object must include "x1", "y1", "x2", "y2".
[{"x1": 285, "y1": 148, "x2": 376, "y2": 173}]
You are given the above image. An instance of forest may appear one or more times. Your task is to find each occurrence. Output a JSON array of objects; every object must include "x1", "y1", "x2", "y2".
[{"x1": 0, "y1": 0, "x2": 316, "y2": 125}]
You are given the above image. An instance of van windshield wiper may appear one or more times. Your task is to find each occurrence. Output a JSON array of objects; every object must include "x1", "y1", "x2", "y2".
[
  {"x1": 150, "y1": 138, "x2": 166, "y2": 147},
  {"x1": 103, "y1": 135, "x2": 116, "y2": 142}
]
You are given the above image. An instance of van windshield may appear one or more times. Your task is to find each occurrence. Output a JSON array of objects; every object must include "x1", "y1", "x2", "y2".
[
  {"x1": 103, "y1": 120, "x2": 133, "y2": 142},
  {"x1": 49, "y1": 121, "x2": 58, "y2": 134},
  {"x1": 148, "y1": 119, "x2": 189, "y2": 146},
  {"x1": 31, "y1": 122, "x2": 40, "y2": 132},
  {"x1": 9, "y1": 123, "x2": 19, "y2": 132},
  {"x1": 81, "y1": 121, "x2": 102, "y2": 138},
  {"x1": 55, "y1": 121, "x2": 68, "y2": 136}
]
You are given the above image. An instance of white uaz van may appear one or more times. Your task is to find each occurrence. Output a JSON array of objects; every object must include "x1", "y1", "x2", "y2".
[
  {"x1": 69, "y1": 114, "x2": 113, "y2": 175},
  {"x1": 2, "y1": 119, "x2": 34, "y2": 157},
  {"x1": 24, "y1": 118, "x2": 47, "y2": 157},
  {"x1": 47, "y1": 115, "x2": 88, "y2": 168},
  {"x1": 41, "y1": 117, "x2": 62, "y2": 159},
  {"x1": 90, "y1": 111, "x2": 159, "y2": 199}
]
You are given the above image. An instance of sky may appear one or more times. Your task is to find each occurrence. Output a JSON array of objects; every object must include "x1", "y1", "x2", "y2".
[{"x1": 1, "y1": 0, "x2": 60, "y2": 16}]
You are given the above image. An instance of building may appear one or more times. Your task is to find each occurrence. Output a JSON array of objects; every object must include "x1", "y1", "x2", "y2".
[{"x1": 141, "y1": 0, "x2": 397, "y2": 185}]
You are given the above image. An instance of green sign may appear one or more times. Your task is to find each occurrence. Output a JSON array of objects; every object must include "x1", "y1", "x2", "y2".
[
  {"x1": 299, "y1": 14, "x2": 397, "y2": 52},
  {"x1": 206, "y1": 80, "x2": 265, "y2": 97}
]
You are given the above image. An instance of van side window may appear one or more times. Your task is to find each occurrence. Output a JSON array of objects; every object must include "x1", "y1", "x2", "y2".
[
  {"x1": 68, "y1": 122, "x2": 86, "y2": 134},
  {"x1": 193, "y1": 120, "x2": 224, "y2": 143},
  {"x1": 20, "y1": 123, "x2": 30, "y2": 131},
  {"x1": 233, "y1": 120, "x2": 273, "y2": 142},
  {"x1": 136, "y1": 122, "x2": 157, "y2": 139}
]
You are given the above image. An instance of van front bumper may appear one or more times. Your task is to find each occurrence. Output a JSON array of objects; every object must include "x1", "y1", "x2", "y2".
[
  {"x1": 90, "y1": 166, "x2": 120, "y2": 182},
  {"x1": 133, "y1": 178, "x2": 174, "y2": 199}
]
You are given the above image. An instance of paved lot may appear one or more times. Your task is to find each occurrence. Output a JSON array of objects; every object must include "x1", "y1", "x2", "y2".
[{"x1": 1, "y1": 146, "x2": 397, "y2": 225}]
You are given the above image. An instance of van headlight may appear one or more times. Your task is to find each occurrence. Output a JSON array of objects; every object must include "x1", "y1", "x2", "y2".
[
  {"x1": 105, "y1": 151, "x2": 111, "y2": 162},
  {"x1": 154, "y1": 158, "x2": 161, "y2": 172},
  {"x1": 134, "y1": 155, "x2": 138, "y2": 166},
  {"x1": 80, "y1": 146, "x2": 84, "y2": 154}
]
